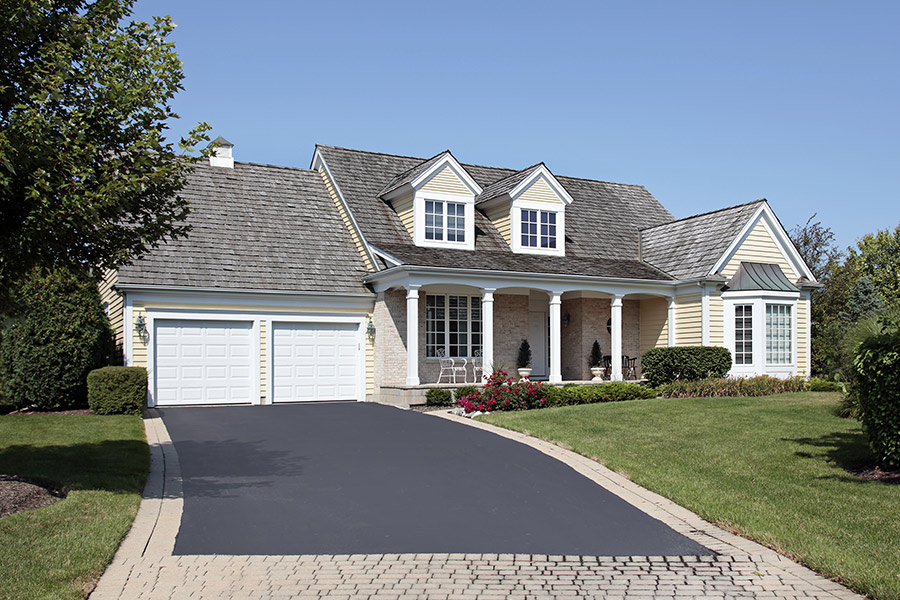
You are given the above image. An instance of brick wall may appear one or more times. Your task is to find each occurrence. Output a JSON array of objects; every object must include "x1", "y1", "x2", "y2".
[{"x1": 560, "y1": 297, "x2": 641, "y2": 380}]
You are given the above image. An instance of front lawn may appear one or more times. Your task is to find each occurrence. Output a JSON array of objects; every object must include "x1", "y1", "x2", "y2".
[
  {"x1": 0, "y1": 414, "x2": 148, "y2": 600},
  {"x1": 482, "y1": 393, "x2": 900, "y2": 600}
]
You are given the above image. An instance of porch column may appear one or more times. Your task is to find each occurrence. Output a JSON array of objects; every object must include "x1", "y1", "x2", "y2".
[
  {"x1": 667, "y1": 296, "x2": 676, "y2": 347},
  {"x1": 406, "y1": 285, "x2": 420, "y2": 386},
  {"x1": 610, "y1": 295, "x2": 623, "y2": 381},
  {"x1": 481, "y1": 288, "x2": 495, "y2": 381},
  {"x1": 549, "y1": 291, "x2": 562, "y2": 383}
]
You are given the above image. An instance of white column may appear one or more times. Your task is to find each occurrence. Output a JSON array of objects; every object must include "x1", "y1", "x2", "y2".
[
  {"x1": 406, "y1": 285, "x2": 420, "y2": 386},
  {"x1": 549, "y1": 291, "x2": 562, "y2": 383},
  {"x1": 481, "y1": 288, "x2": 495, "y2": 381},
  {"x1": 610, "y1": 295, "x2": 623, "y2": 381},
  {"x1": 667, "y1": 296, "x2": 676, "y2": 347},
  {"x1": 701, "y1": 284, "x2": 710, "y2": 346}
]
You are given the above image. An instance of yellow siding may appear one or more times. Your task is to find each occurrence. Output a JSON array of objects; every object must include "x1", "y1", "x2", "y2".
[
  {"x1": 675, "y1": 293, "x2": 702, "y2": 345},
  {"x1": 392, "y1": 192, "x2": 415, "y2": 238},
  {"x1": 484, "y1": 204, "x2": 512, "y2": 246},
  {"x1": 420, "y1": 165, "x2": 471, "y2": 195},
  {"x1": 516, "y1": 175, "x2": 564, "y2": 206},
  {"x1": 319, "y1": 169, "x2": 376, "y2": 271},
  {"x1": 366, "y1": 316, "x2": 375, "y2": 400},
  {"x1": 640, "y1": 298, "x2": 669, "y2": 352},
  {"x1": 722, "y1": 220, "x2": 795, "y2": 279},
  {"x1": 99, "y1": 269, "x2": 124, "y2": 363},
  {"x1": 259, "y1": 321, "x2": 267, "y2": 403},
  {"x1": 797, "y1": 300, "x2": 808, "y2": 377},
  {"x1": 132, "y1": 306, "x2": 148, "y2": 368},
  {"x1": 708, "y1": 294, "x2": 724, "y2": 347}
]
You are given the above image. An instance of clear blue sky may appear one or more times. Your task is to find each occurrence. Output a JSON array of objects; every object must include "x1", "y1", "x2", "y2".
[{"x1": 134, "y1": 0, "x2": 899, "y2": 251}]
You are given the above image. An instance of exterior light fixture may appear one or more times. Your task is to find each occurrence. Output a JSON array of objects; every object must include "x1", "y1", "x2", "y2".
[
  {"x1": 563, "y1": 312, "x2": 570, "y2": 328},
  {"x1": 135, "y1": 314, "x2": 149, "y2": 343},
  {"x1": 366, "y1": 318, "x2": 376, "y2": 339}
]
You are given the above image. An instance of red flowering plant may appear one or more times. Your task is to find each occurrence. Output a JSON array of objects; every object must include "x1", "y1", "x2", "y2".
[{"x1": 456, "y1": 370, "x2": 548, "y2": 414}]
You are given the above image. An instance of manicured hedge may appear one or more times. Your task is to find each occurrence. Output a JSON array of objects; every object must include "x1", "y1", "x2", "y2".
[
  {"x1": 657, "y1": 376, "x2": 807, "y2": 398},
  {"x1": 425, "y1": 388, "x2": 453, "y2": 406},
  {"x1": 543, "y1": 382, "x2": 657, "y2": 407},
  {"x1": 806, "y1": 377, "x2": 843, "y2": 392},
  {"x1": 87, "y1": 367, "x2": 147, "y2": 415},
  {"x1": 641, "y1": 346, "x2": 732, "y2": 387},
  {"x1": 454, "y1": 385, "x2": 478, "y2": 400},
  {"x1": 854, "y1": 332, "x2": 900, "y2": 468}
]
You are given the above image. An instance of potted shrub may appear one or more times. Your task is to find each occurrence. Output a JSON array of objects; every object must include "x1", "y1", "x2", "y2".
[
  {"x1": 589, "y1": 340, "x2": 604, "y2": 382},
  {"x1": 516, "y1": 339, "x2": 533, "y2": 381}
]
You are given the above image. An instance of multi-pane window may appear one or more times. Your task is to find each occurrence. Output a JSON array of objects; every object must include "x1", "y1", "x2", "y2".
[
  {"x1": 426, "y1": 295, "x2": 482, "y2": 358},
  {"x1": 521, "y1": 209, "x2": 557, "y2": 249},
  {"x1": 425, "y1": 200, "x2": 465, "y2": 242},
  {"x1": 766, "y1": 304, "x2": 792, "y2": 365},
  {"x1": 734, "y1": 304, "x2": 753, "y2": 365}
]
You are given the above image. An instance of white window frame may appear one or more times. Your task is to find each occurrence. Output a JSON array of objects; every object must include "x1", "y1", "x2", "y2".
[
  {"x1": 510, "y1": 200, "x2": 565, "y2": 256},
  {"x1": 425, "y1": 294, "x2": 482, "y2": 358},
  {"x1": 723, "y1": 292, "x2": 798, "y2": 378},
  {"x1": 414, "y1": 191, "x2": 475, "y2": 250}
]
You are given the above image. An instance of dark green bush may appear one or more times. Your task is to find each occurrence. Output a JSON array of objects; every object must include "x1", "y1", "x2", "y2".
[
  {"x1": 657, "y1": 376, "x2": 806, "y2": 398},
  {"x1": 641, "y1": 346, "x2": 732, "y2": 386},
  {"x1": 806, "y1": 377, "x2": 842, "y2": 392},
  {"x1": 516, "y1": 339, "x2": 532, "y2": 369},
  {"x1": 0, "y1": 267, "x2": 113, "y2": 410},
  {"x1": 87, "y1": 367, "x2": 147, "y2": 415},
  {"x1": 545, "y1": 382, "x2": 656, "y2": 407},
  {"x1": 425, "y1": 388, "x2": 453, "y2": 406},
  {"x1": 854, "y1": 332, "x2": 900, "y2": 468},
  {"x1": 454, "y1": 385, "x2": 477, "y2": 400}
]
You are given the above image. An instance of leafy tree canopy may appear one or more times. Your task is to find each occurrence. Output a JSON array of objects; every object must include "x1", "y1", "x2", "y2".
[
  {"x1": 0, "y1": 0, "x2": 210, "y2": 313},
  {"x1": 851, "y1": 224, "x2": 900, "y2": 307}
]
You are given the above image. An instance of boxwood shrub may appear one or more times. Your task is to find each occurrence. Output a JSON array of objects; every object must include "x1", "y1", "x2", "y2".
[
  {"x1": 544, "y1": 382, "x2": 657, "y2": 407},
  {"x1": 641, "y1": 346, "x2": 732, "y2": 387},
  {"x1": 425, "y1": 388, "x2": 453, "y2": 406},
  {"x1": 87, "y1": 367, "x2": 147, "y2": 415},
  {"x1": 854, "y1": 331, "x2": 900, "y2": 468},
  {"x1": 454, "y1": 385, "x2": 478, "y2": 400}
]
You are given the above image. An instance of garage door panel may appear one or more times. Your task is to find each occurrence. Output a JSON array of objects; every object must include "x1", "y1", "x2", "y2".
[
  {"x1": 273, "y1": 322, "x2": 360, "y2": 403},
  {"x1": 155, "y1": 320, "x2": 254, "y2": 406}
]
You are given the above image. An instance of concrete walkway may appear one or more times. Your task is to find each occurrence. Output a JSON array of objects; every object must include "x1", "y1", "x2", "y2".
[{"x1": 91, "y1": 408, "x2": 864, "y2": 600}]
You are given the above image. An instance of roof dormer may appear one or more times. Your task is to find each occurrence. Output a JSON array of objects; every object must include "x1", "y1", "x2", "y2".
[
  {"x1": 477, "y1": 163, "x2": 573, "y2": 256},
  {"x1": 381, "y1": 151, "x2": 482, "y2": 250}
]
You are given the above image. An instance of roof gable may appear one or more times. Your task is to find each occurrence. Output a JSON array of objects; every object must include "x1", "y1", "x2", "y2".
[{"x1": 380, "y1": 150, "x2": 482, "y2": 199}]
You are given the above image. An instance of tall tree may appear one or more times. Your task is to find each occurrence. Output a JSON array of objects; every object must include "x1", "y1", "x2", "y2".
[
  {"x1": 0, "y1": 0, "x2": 210, "y2": 313},
  {"x1": 851, "y1": 224, "x2": 900, "y2": 307}
]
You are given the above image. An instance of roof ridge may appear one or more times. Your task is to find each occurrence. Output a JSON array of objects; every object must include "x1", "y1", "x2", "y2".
[
  {"x1": 640, "y1": 199, "x2": 766, "y2": 233},
  {"x1": 225, "y1": 160, "x2": 316, "y2": 173}
]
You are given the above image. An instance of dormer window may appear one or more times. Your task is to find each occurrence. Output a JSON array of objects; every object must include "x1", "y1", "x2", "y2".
[
  {"x1": 425, "y1": 200, "x2": 466, "y2": 243},
  {"x1": 521, "y1": 209, "x2": 556, "y2": 249}
]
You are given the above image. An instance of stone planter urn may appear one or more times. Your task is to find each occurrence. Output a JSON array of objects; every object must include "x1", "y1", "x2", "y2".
[
  {"x1": 517, "y1": 367, "x2": 532, "y2": 381},
  {"x1": 590, "y1": 367, "x2": 604, "y2": 382}
]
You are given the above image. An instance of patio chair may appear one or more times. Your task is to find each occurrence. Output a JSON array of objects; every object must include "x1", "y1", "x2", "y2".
[
  {"x1": 602, "y1": 355, "x2": 612, "y2": 379},
  {"x1": 436, "y1": 349, "x2": 467, "y2": 384},
  {"x1": 623, "y1": 355, "x2": 638, "y2": 380},
  {"x1": 471, "y1": 350, "x2": 483, "y2": 383}
]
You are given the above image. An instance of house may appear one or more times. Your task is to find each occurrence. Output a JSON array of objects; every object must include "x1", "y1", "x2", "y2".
[{"x1": 100, "y1": 140, "x2": 820, "y2": 407}]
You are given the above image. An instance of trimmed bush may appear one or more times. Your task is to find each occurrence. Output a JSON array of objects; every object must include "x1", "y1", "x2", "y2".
[
  {"x1": 454, "y1": 385, "x2": 477, "y2": 400},
  {"x1": 657, "y1": 376, "x2": 807, "y2": 398},
  {"x1": 425, "y1": 388, "x2": 453, "y2": 406},
  {"x1": 0, "y1": 267, "x2": 113, "y2": 410},
  {"x1": 87, "y1": 367, "x2": 147, "y2": 415},
  {"x1": 854, "y1": 331, "x2": 900, "y2": 468},
  {"x1": 516, "y1": 339, "x2": 532, "y2": 369},
  {"x1": 544, "y1": 382, "x2": 657, "y2": 407},
  {"x1": 806, "y1": 377, "x2": 843, "y2": 392},
  {"x1": 641, "y1": 346, "x2": 732, "y2": 387}
]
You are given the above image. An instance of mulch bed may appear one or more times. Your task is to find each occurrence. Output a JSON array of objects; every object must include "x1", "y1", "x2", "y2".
[
  {"x1": 0, "y1": 475, "x2": 65, "y2": 518},
  {"x1": 5, "y1": 408, "x2": 91, "y2": 416},
  {"x1": 409, "y1": 405, "x2": 453, "y2": 413},
  {"x1": 848, "y1": 465, "x2": 900, "y2": 484}
]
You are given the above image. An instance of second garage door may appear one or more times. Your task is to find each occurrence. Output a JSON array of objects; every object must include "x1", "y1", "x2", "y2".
[{"x1": 272, "y1": 322, "x2": 360, "y2": 402}]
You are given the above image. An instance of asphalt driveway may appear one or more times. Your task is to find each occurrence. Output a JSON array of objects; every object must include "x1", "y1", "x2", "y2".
[{"x1": 159, "y1": 403, "x2": 712, "y2": 556}]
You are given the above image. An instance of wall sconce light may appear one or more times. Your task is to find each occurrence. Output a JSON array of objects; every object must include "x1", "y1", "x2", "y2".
[
  {"x1": 135, "y1": 314, "x2": 149, "y2": 343},
  {"x1": 366, "y1": 318, "x2": 376, "y2": 339},
  {"x1": 563, "y1": 312, "x2": 570, "y2": 328}
]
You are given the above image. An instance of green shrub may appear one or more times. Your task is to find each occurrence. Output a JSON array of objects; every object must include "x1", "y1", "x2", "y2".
[
  {"x1": 454, "y1": 385, "x2": 477, "y2": 400},
  {"x1": 657, "y1": 376, "x2": 807, "y2": 398},
  {"x1": 0, "y1": 267, "x2": 113, "y2": 410},
  {"x1": 806, "y1": 377, "x2": 842, "y2": 392},
  {"x1": 589, "y1": 340, "x2": 602, "y2": 368},
  {"x1": 425, "y1": 388, "x2": 453, "y2": 406},
  {"x1": 87, "y1": 367, "x2": 147, "y2": 415},
  {"x1": 854, "y1": 331, "x2": 900, "y2": 468},
  {"x1": 641, "y1": 346, "x2": 732, "y2": 387},
  {"x1": 545, "y1": 382, "x2": 656, "y2": 407},
  {"x1": 457, "y1": 371, "x2": 548, "y2": 413},
  {"x1": 516, "y1": 339, "x2": 532, "y2": 369}
]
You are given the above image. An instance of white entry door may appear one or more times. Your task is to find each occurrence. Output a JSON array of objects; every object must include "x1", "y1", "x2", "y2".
[
  {"x1": 154, "y1": 320, "x2": 255, "y2": 406},
  {"x1": 272, "y1": 322, "x2": 360, "y2": 402},
  {"x1": 528, "y1": 311, "x2": 549, "y2": 378}
]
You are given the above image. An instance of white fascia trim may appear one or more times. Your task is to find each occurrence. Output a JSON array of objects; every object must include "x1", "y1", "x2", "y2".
[
  {"x1": 509, "y1": 166, "x2": 574, "y2": 206},
  {"x1": 123, "y1": 295, "x2": 133, "y2": 367},
  {"x1": 311, "y1": 148, "x2": 380, "y2": 271},
  {"x1": 119, "y1": 287, "x2": 375, "y2": 312},
  {"x1": 370, "y1": 246, "x2": 404, "y2": 268},
  {"x1": 709, "y1": 202, "x2": 817, "y2": 282},
  {"x1": 411, "y1": 152, "x2": 483, "y2": 196},
  {"x1": 510, "y1": 199, "x2": 566, "y2": 257},
  {"x1": 721, "y1": 289, "x2": 800, "y2": 300}
]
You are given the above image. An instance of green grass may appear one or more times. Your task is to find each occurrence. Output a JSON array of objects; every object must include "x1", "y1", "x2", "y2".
[
  {"x1": 0, "y1": 415, "x2": 148, "y2": 600},
  {"x1": 482, "y1": 393, "x2": 900, "y2": 600}
]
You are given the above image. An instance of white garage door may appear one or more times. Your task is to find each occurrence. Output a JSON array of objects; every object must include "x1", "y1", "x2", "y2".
[
  {"x1": 155, "y1": 320, "x2": 254, "y2": 406},
  {"x1": 272, "y1": 322, "x2": 360, "y2": 402}
]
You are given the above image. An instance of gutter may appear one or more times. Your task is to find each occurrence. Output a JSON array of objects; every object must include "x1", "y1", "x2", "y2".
[
  {"x1": 362, "y1": 264, "x2": 678, "y2": 287},
  {"x1": 113, "y1": 283, "x2": 375, "y2": 298}
]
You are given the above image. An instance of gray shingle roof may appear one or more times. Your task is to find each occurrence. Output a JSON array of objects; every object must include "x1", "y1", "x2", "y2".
[
  {"x1": 118, "y1": 162, "x2": 370, "y2": 294},
  {"x1": 378, "y1": 150, "x2": 451, "y2": 197},
  {"x1": 640, "y1": 200, "x2": 765, "y2": 280},
  {"x1": 317, "y1": 145, "x2": 676, "y2": 280},
  {"x1": 475, "y1": 163, "x2": 543, "y2": 205}
]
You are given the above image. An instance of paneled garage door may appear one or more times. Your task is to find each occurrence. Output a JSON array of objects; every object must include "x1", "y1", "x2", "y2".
[
  {"x1": 155, "y1": 320, "x2": 254, "y2": 406},
  {"x1": 272, "y1": 322, "x2": 360, "y2": 402}
]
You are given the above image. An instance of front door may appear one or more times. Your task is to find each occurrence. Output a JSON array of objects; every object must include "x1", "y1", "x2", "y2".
[{"x1": 528, "y1": 311, "x2": 549, "y2": 378}]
